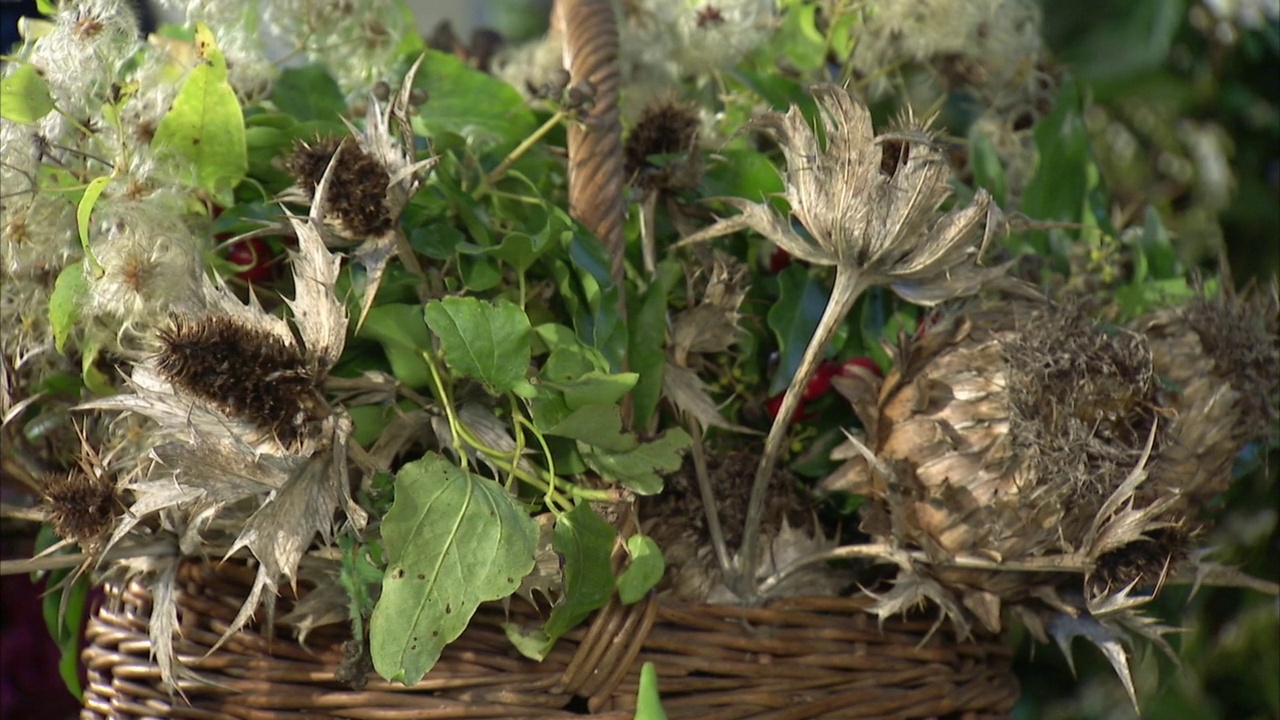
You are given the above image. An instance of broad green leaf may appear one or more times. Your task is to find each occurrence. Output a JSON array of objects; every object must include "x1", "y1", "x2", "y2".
[
  {"x1": 766, "y1": 264, "x2": 830, "y2": 395},
  {"x1": 617, "y1": 534, "x2": 664, "y2": 605},
  {"x1": 634, "y1": 662, "x2": 669, "y2": 720},
  {"x1": 409, "y1": 50, "x2": 536, "y2": 145},
  {"x1": 542, "y1": 503, "x2": 616, "y2": 641},
  {"x1": 0, "y1": 63, "x2": 55, "y2": 123},
  {"x1": 425, "y1": 297, "x2": 532, "y2": 394},
  {"x1": 357, "y1": 303, "x2": 434, "y2": 388},
  {"x1": 151, "y1": 22, "x2": 247, "y2": 202},
  {"x1": 582, "y1": 429, "x2": 691, "y2": 496},
  {"x1": 408, "y1": 221, "x2": 466, "y2": 260},
  {"x1": 49, "y1": 262, "x2": 87, "y2": 353},
  {"x1": 547, "y1": 404, "x2": 636, "y2": 453},
  {"x1": 370, "y1": 455, "x2": 537, "y2": 684},
  {"x1": 702, "y1": 149, "x2": 785, "y2": 204},
  {"x1": 272, "y1": 64, "x2": 345, "y2": 122}
]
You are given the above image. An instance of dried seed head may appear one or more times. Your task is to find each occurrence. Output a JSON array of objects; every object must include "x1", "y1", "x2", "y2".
[
  {"x1": 43, "y1": 469, "x2": 117, "y2": 548},
  {"x1": 625, "y1": 99, "x2": 702, "y2": 192},
  {"x1": 154, "y1": 314, "x2": 328, "y2": 449},
  {"x1": 1087, "y1": 527, "x2": 1187, "y2": 598},
  {"x1": 1136, "y1": 289, "x2": 1280, "y2": 509},
  {"x1": 284, "y1": 137, "x2": 393, "y2": 238}
]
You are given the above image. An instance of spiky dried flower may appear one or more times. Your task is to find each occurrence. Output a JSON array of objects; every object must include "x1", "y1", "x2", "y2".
[
  {"x1": 43, "y1": 469, "x2": 118, "y2": 548},
  {"x1": 279, "y1": 56, "x2": 436, "y2": 327},
  {"x1": 625, "y1": 98, "x2": 703, "y2": 192},
  {"x1": 77, "y1": 177, "x2": 363, "y2": 685},
  {"x1": 679, "y1": 84, "x2": 1008, "y2": 595},
  {"x1": 821, "y1": 293, "x2": 1279, "y2": 708}
]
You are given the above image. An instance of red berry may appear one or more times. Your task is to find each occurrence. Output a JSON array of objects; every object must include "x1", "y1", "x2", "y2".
[
  {"x1": 768, "y1": 247, "x2": 792, "y2": 273},
  {"x1": 840, "y1": 356, "x2": 883, "y2": 379},
  {"x1": 802, "y1": 360, "x2": 840, "y2": 401},
  {"x1": 225, "y1": 238, "x2": 273, "y2": 283},
  {"x1": 766, "y1": 392, "x2": 807, "y2": 422}
]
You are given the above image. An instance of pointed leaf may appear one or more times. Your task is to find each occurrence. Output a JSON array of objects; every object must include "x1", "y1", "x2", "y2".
[
  {"x1": 151, "y1": 22, "x2": 247, "y2": 201},
  {"x1": 634, "y1": 662, "x2": 669, "y2": 720},
  {"x1": 49, "y1": 262, "x2": 87, "y2": 353},
  {"x1": 370, "y1": 455, "x2": 537, "y2": 684},
  {"x1": 547, "y1": 404, "x2": 636, "y2": 453}
]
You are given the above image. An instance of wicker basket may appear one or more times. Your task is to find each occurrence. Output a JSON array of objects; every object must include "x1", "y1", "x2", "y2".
[{"x1": 80, "y1": 561, "x2": 1019, "y2": 719}]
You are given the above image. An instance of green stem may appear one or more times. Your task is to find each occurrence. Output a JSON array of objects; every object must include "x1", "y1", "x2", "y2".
[
  {"x1": 421, "y1": 349, "x2": 468, "y2": 472},
  {"x1": 735, "y1": 267, "x2": 867, "y2": 599},
  {"x1": 484, "y1": 110, "x2": 566, "y2": 187}
]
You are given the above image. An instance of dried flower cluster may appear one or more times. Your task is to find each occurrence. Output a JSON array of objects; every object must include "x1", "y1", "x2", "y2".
[{"x1": 821, "y1": 291, "x2": 1279, "y2": 705}]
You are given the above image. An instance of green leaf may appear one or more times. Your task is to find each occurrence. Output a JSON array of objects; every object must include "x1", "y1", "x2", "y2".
[
  {"x1": 49, "y1": 262, "x2": 87, "y2": 353},
  {"x1": 634, "y1": 662, "x2": 669, "y2": 720},
  {"x1": 558, "y1": 371, "x2": 638, "y2": 411},
  {"x1": 543, "y1": 503, "x2": 616, "y2": 640},
  {"x1": 35, "y1": 526, "x2": 87, "y2": 700},
  {"x1": 772, "y1": 3, "x2": 826, "y2": 72},
  {"x1": 76, "y1": 176, "x2": 110, "y2": 250},
  {"x1": 969, "y1": 130, "x2": 1008, "y2": 206},
  {"x1": 766, "y1": 264, "x2": 830, "y2": 395},
  {"x1": 370, "y1": 455, "x2": 538, "y2": 684},
  {"x1": 548, "y1": 404, "x2": 636, "y2": 453},
  {"x1": 582, "y1": 429, "x2": 691, "y2": 496},
  {"x1": 409, "y1": 50, "x2": 537, "y2": 145},
  {"x1": 628, "y1": 261, "x2": 680, "y2": 429},
  {"x1": 357, "y1": 303, "x2": 435, "y2": 388},
  {"x1": 272, "y1": 64, "x2": 346, "y2": 122},
  {"x1": 425, "y1": 297, "x2": 532, "y2": 394},
  {"x1": 0, "y1": 63, "x2": 55, "y2": 123},
  {"x1": 617, "y1": 534, "x2": 664, "y2": 605},
  {"x1": 151, "y1": 22, "x2": 247, "y2": 202},
  {"x1": 701, "y1": 149, "x2": 785, "y2": 203},
  {"x1": 1021, "y1": 80, "x2": 1090, "y2": 254}
]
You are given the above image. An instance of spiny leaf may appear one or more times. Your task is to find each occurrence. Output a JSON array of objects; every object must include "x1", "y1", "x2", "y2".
[{"x1": 369, "y1": 455, "x2": 537, "y2": 684}]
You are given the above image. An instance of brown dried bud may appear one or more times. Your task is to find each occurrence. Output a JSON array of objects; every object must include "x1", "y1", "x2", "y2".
[{"x1": 43, "y1": 469, "x2": 117, "y2": 548}]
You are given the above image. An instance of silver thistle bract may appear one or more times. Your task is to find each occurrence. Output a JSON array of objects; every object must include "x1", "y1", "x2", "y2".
[{"x1": 680, "y1": 83, "x2": 1007, "y2": 595}]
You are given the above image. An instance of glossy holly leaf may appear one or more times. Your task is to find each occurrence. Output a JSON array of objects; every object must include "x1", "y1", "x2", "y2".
[
  {"x1": 425, "y1": 297, "x2": 532, "y2": 395},
  {"x1": 617, "y1": 534, "x2": 664, "y2": 605},
  {"x1": 766, "y1": 264, "x2": 830, "y2": 395},
  {"x1": 370, "y1": 455, "x2": 537, "y2": 684},
  {"x1": 151, "y1": 22, "x2": 247, "y2": 203}
]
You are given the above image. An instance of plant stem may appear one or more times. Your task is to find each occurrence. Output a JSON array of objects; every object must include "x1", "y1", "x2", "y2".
[
  {"x1": 734, "y1": 267, "x2": 866, "y2": 599},
  {"x1": 485, "y1": 110, "x2": 566, "y2": 187}
]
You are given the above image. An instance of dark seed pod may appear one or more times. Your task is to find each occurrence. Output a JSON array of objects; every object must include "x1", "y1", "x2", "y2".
[
  {"x1": 283, "y1": 137, "x2": 393, "y2": 238},
  {"x1": 372, "y1": 81, "x2": 392, "y2": 102},
  {"x1": 155, "y1": 315, "x2": 328, "y2": 449},
  {"x1": 43, "y1": 469, "x2": 117, "y2": 548},
  {"x1": 624, "y1": 99, "x2": 702, "y2": 192}
]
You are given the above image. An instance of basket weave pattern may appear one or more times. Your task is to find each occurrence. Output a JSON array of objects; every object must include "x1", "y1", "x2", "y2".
[{"x1": 80, "y1": 562, "x2": 1019, "y2": 719}]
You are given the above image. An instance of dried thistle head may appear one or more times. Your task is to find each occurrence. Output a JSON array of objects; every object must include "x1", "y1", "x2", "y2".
[
  {"x1": 625, "y1": 98, "x2": 702, "y2": 192},
  {"x1": 154, "y1": 314, "x2": 328, "y2": 451},
  {"x1": 826, "y1": 299, "x2": 1170, "y2": 631},
  {"x1": 43, "y1": 468, "x2": 118, "y2": 549},
  {"x1": 681, "y1": 84, "x2": 1008, "y2": 306},
  {"x1": 284, "y1": 136, "x2": 393, "y2": 239}
]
